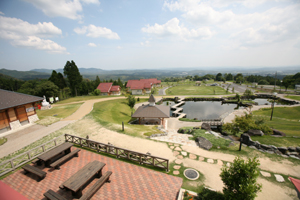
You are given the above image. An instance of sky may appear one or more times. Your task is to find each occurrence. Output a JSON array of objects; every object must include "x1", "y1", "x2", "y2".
[{"x1": 0, "y1": 0, "x2": 300, "y2": 71}]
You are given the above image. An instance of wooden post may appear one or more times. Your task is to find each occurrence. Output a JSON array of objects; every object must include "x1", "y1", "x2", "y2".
[
  {"x1": 122, "y1": 122, "x2": 124, "y2": 131},
  {"x1": 239, "y1": 134, "x2": 243, "y2": 151}
]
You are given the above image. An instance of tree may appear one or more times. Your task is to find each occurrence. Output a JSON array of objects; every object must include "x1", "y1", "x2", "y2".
[
  {"x1": 282, "y1": 75, "x2": 293, "y2": 91},
  {"x1": 235, "y1": 73, "x2": 244, "y2": 84},
  {"x1": 127, "y1": 95, "x2": 136, "y2": 110},
  {"x1": 243, "y1": 89, "x2": 253, "y2": 100},
  {"x1": 63, "y1": 60, "x2": 82, "y2": 96},
  {"x1": 94, "y1": 76, "x2": 101, "y2": 88},
  {"x1": 220, "y1": 157, "x2": 262, "y2": 200},
  {"x1": 226, "y1": 73, "x2": 233, "y2": 81},
  {"x1": 49, "y1": 70, "x2": 66, "y2": 89},
  {"x1": 216, "y1": 73, "x2": 223, "y2": 81},
  {"x1": 35, "y1": 81, "x2": 59, "y2": 98}
]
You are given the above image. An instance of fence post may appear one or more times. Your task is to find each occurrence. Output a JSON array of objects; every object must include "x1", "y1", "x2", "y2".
[
  {"x1": 10, "y1": 160, "x2": 15, "y2": 170},
  {"x1": 122, "y1": 122, "x2": 124, "y2": 131}
]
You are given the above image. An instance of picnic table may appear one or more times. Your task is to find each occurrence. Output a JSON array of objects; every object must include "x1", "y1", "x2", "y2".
[
  {"x1": 61, "y1": 160, "x2": 106, "y2": 198},
  {"x1": 37, "y1": 142, "x2": 73, "y2": 167}
]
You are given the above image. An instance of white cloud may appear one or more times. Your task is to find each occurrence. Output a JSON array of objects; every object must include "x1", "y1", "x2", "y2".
[
  {"x1": 141, "y1": 40, "x2": 150, "y2": 46},
  {"x1": 80, "y1": 0, "x2": 100, "y2": 5},
  {"x1": 74, "y1": 25, "x2": 120, "y2": 39},
  {"x1": 23, "y1": 0, "x2": 100, "y2": 20},
  {"x1": 88, "y1": 42, "x2": 97, "y2": 47},
  {"x1": 163, "y1": 0, "x2": 300, "y2": 48},
  {"x1": 0, "y1": 16, "x2": 68, "y2": 54},
  {"x1": 142, "y1": 18, "x2": 213, "y2": 40},
  {"x1": 0, "y1": 11, "x2": 4, "y2": 15},
  {"x1": 117, "y1": 46, "x2": 122, "y2": 49}
]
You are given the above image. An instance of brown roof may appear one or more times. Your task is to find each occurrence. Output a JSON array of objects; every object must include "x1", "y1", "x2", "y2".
[
  {"x1": 149, "y1": 94, "x2": 156, "y2": 103},
  {"x1": 110, "y1": 85, "x2": 120, "y2": 92},
  {"x1": 0, "y1": 89, "x2": 43, "y2": 110},
  {"x1": 132, "y1": 104, "x2": 170, "y2": 118},
  {"x1": 97, "y1": 82, "x2": 112, "y2": 93}
]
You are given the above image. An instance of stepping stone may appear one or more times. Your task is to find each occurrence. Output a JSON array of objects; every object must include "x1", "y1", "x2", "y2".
[
  {"x1": 173, "y1": 151, "x2": 180, "y2": 156},
  {"x1": 189, "y1": 154, "x2": 197, "y2": 160},
  {"x1": 175, "y1": 159, "x2": 182, "y2": 164},
  {"x1": 181, "y1": 151, "x2": 187, "y2": 156},
  {"x1": 177, "y1": 155, "x2": 184, "y2": 159},
  {"x1": 274, "y1": 174, "x2": 285, "y2": 182},
  {"x1": 217, "y1": 160, "x2": 223, "y2": 166},
  {"x1": 174, "y1": 144, "x2": 180, "y2": 146},
  {"x1": 260, "y1": 171, "x2": 271, "y2": 177},
  {"x1": 174, "y1": 147, "x2": 182, "y2": 151},
  {"x1": 170, "y1": 146, "x2": 175, "y2": 149},
  {"x1": 174, "y1": 165, "x2": 181, "y2": 170},
  {"x1": 226, "y1": 163, "x2": 231, "y2": 167},
  {"x1": 198, "y1": 157, "x2": 204, "y2": 161},
  {"x1": 169, "y1": 143, "x2": 174, "y2": 145},
  {"x1": 207, "y1": 159, "x2": 214, "y2": 164},
  {"x1": 173, "y1": 170, "x2": 180, "y2": 175}
]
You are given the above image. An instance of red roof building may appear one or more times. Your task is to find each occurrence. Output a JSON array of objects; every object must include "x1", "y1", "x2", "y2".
[
  {"x1": 96, "y1": 83, "x2": 121, "y2": 95},
  {"x1": 126, "y1": 78, "x2": 161, "y2": 95}
]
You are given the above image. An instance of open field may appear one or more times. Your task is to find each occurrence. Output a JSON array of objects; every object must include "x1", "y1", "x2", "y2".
[
  {"x1": 54, "y1": 95, "x2": 114, "y2": 104},
  {"x1": 285, "y1": 95, "x2": 300, "y2": 101},
  {"x1": 166, "y1": 84, "x2": 228, "y2": 95},
  {"x1": 89, "y1": 98, "x2": 163, "y2": 137},
  {"x1": 36, "y1": 103, "x2": 83, "y2": 120}
]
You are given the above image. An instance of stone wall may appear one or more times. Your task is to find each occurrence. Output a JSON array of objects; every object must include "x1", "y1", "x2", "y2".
[{"x1": 241, "y1": 134, "x2": 300, "y2": 160}]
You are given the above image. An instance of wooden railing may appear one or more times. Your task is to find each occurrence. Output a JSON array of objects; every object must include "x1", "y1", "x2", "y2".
[
  {"x1": 65, "y1": 134, "x2": 169, "y2": 172},
  {"x1": 0, "y1": 136, "x2": 64, "y2": 177}
]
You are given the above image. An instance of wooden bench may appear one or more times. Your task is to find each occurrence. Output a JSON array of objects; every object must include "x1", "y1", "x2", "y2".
[
  {"x1": 22, "y1": 164, "x2": 46, "y2": 181},
  {"x1": 79, "y1": 171, "x2": 112, "y2": 200},
  {"x1": 43, "y1": 189, "x2": 67, "y2": 200},
  {"x1": 61, "y1": 160, "x2": 106, "y2": 198},
  {"x1": 50, "y1": 149, "x2": 81, "y2": 169}
]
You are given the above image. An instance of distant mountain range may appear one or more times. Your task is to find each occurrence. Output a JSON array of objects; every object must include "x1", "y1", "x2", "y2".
[{"x1": 0, "y1": 66, "x2": 299, "y2": 81}]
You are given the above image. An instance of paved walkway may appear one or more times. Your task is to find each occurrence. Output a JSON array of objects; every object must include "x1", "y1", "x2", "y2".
[{"x1": 152, "y1": 130, "x2": 198, "y2": 147}]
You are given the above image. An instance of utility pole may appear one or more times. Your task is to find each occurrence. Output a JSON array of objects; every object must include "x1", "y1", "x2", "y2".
[{"x1": 274, "y1": 71, "x2": 277, "y2": 90}]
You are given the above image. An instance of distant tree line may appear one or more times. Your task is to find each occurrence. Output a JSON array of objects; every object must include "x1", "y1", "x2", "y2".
[
  {"x1": 0, "y1": 60, "x2": 126, "y2": 100},
  {"x1": 162, "y1": 72, "x2": 300, "y2": 90}
]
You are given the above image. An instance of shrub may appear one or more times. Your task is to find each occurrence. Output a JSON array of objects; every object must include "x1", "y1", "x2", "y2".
[
  {"x1": 258, "y1": 80, "x2": 269, "y2": 85},
  {"x1": 92, "y1": 89, "x2": 100, "y2": 96},
  {"x1": 220, "y1": 157, "x2": 262, "y2": 200},
  {"x1": 196, "y1": 188, "x2": 224, "y2": 200}
]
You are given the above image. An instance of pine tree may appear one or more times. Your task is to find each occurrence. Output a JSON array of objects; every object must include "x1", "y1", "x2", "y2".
[{"x1": 63, "y1": 60, "x2": 82, "y2": 96}]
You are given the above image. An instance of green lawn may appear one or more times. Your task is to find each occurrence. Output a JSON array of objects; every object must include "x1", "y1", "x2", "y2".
[
  {"x1": 251, "y1": 106, "x2": 300, "y2": 146},
  {"x1": 285, "y1": 95, "x2": 300, "y2": 101},
  {"x1": 0, "y1": 137, "x2": 7, "y2": 146},
  {"x1": 166, "y1": 84, "x2": 229, "y2": 95},
  {"x1": 36, "y1": 103, "x2": 83, "y2": 120},
  {"x1": 54, "y1": 95, "x2": 115, "y2": 104},
  {"x1": 89, "y1": 99, "x2": 163, "y2": 137}
]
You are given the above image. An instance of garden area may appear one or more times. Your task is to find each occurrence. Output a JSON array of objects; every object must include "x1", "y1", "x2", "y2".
[{"x1": 166, "y1": 84, "x2": 229, "y2": 95}]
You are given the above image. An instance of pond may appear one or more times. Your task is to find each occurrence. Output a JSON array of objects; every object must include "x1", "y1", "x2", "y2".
[
  {"x1": 161, "y1": 98, "x2": 288, "y2": 120},
  {"x1": 162, "y1": 101, "x2": 242, "y2": 120}
]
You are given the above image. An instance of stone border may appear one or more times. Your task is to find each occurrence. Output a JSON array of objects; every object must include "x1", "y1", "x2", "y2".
[{"x1": 183, "y1": 168, "x2": 200, "y2": 180}]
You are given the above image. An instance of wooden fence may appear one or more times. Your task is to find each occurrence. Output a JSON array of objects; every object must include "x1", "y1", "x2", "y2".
[
  {"x1": 0, "y1": 136, "x2": 64, "y2": 177},
  {"x1": 65, "y1": 134, "x2": 169, "y2": 171}
]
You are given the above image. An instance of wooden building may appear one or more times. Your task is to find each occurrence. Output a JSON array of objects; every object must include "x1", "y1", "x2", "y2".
[{"x1": 0, "y1": 89, "x2": 43, "y2": 134}]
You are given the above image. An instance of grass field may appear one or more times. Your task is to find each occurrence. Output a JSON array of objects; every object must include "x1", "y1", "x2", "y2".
[
  {"x1": 36, "y1": 103, "x2": 83, "y2": 123},
  {"x1": 285, "y1": 95, "x2": 300, "y2": 101},
  {"x1": 251, "y1": 106, "x2": 300, "y2": 146},
  {"x1": 166, "y1": 84, "x2": 228, "y2": 95},
  {"x1": 89, "y1": 98, "x2": 163, "y2": 137},
  {"x1": 0, "y1": 137, "x2": 7, "y2": 146},
  {"x1": 54, "y1": 95, "x2": 113, "y2": 104}
]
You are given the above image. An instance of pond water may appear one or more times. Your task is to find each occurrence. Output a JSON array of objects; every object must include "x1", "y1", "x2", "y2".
[
  {"x1": 162, "y1": 101, "x2": 241, "y2": 120},
  {"x1": 161, "y1": 98, "x2": 288, "y2": 120}
]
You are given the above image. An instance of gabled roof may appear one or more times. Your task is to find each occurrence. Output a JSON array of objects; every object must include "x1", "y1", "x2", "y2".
[
  {"x1": 144, "y1": 83, "x2": 152, "y2": 89},
  {"x1": 97, "y1": 83, "x2": 112, "y2": 93},
  {"x1": 0, "y1": 89, "x2": 43, "y2": 110},
  {"x1": 132, "y1": 104, "x2": 170, "y2": 118},
  {"x1": 130, "y1": 81, "x2": 145, "y2": 90},
  {"x1": 126, "y1": 80, "x2": 140, "y2": 88},
  {"x1": 289, "y1": 177, "x2": 300, "y2": 193},
  {"x1": 110, "y1": 86, "x2": 120, "y2": 92},
  {"x1": 149, "y1": 94, "x2": 156, "y2": 103}
]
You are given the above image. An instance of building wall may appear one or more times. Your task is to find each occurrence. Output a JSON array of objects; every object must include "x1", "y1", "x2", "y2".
[{"x1": 132, "y1": 89, "x2": 143, "y2": 95}]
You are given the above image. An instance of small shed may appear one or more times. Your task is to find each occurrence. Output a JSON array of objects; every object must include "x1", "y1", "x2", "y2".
[
  {"x1": 132, "y1": 95, "x2": 170, "y2": 128},
  {"x1": 0, "y1": 89, "x2": 43, "y2": 134}
]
